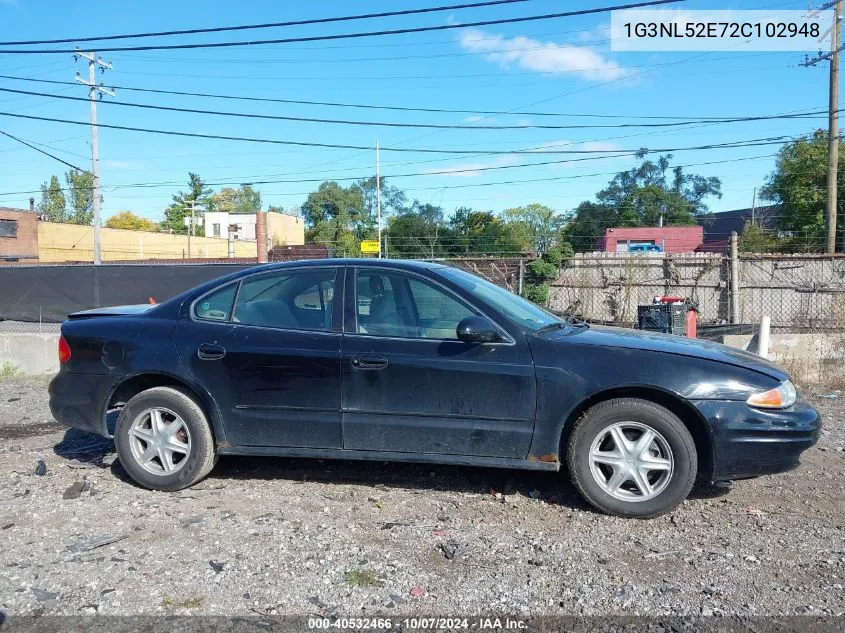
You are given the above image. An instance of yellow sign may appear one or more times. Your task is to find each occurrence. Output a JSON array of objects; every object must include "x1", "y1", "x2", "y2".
[{"x1": 360, "y1": 240, "x2": 380, "y2": 254}]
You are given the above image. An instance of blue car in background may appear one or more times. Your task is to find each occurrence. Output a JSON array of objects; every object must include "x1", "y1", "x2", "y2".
[{"x1": 628, "y1": 244, "x2": 663, "y2": 253}]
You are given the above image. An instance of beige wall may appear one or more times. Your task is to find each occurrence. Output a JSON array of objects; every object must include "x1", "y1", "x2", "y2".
[
  {"x1": 37, "y1": 223, "x2": 257, "y2": 262},
  {"x1": 266, "y1": 212, "x2": 304, "y2": 246}
]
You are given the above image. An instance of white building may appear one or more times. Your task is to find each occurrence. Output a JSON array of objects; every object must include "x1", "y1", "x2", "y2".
[
  {"x1": 205, "y1": 211, "x2": 257, "y2": 241},
  {"x1": 203, "y1": 211, "x2": 304, "y2": 246}
]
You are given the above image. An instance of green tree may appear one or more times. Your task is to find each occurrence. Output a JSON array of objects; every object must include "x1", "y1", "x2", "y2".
[
  {"x1": 208, "y1": 185, "x2": 262, "y2": 215},
  {"x1": 739, "y1": 222, "x2": 783, "y2": 253},
  {"x1": 301, "y1": 181, "x2": 365, "y2": 257},
  {"x1": 386, "y1": 202, "x2": 447, "y2": 259},
  {"x1": 65, "y1": 170, "x2": 98, "y2": 225},
  {"x1": 354, "y1": 176, "x2": 408, "y2": 240},
  {"x1": 105, "y1": 211, "x2": 159, "y2": 231},
  {"x1": 37, "y1": 174, "x2": 67, "y2": 222},
  {"x1": 162, "y1": 173, "x2": 212, "y2": 235},
  {"x1": 762, "y1": 130, "x2": 841, "y2": 251},
  {"x1": 564, "y1": 153, "x2": 722, "y2": 251},
  {"x1": 447, "y1": 207, "x2": 526, "y2": 256},
  {"x1": 501, "y1": 203, "x2": 567, "y2": 254}
]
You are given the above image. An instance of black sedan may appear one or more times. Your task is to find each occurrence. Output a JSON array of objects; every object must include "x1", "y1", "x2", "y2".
[{"x1": 49, "y1": 259, "x2": 820, "y2": 518}]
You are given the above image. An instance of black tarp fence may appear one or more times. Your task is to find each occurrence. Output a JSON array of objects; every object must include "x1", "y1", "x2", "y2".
[{"x1": 1, "y1": 263, "x2": 257, "y2": 323}]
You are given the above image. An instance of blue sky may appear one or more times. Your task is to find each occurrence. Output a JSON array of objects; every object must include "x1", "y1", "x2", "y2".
[{"x1": 0, "y1": 0, "x2": 831, "y2": 224}]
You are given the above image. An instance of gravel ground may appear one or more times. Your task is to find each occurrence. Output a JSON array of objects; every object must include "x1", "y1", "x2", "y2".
[{"x1": 0, "y1": 375, "x2": 843, "y2": 618}]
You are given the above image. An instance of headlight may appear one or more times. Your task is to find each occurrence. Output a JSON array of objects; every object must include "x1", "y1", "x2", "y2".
[{"x1": 747, "y1": 380, "x2": 797, "y2": 409}]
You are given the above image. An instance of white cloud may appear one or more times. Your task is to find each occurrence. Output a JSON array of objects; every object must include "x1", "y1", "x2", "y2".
[
  {"x1": 458, "y1": 28, "x2": 630, "y2": 82},
  {"x1": 579, "y1": 23, "x2": 611, "y2": 43},
  {"x1": 428, "y1": 139, "x2": 627, "y2": 178},
  {"x1": 103, "y1": 160, "x2": 144, "y2": 170}
]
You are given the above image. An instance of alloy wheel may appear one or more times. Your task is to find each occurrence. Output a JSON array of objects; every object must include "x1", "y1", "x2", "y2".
[
  {"x1": 588, "y1": 421, "x2": 674, "y2": 502},
  {"x1": 127, "y1": 407, "x2": 192, "y2": 476}
]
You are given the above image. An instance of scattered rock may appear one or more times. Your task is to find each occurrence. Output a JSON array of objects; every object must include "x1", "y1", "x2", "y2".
[
  {"x1": 63, "y1": 481, "x2": 90, "y2": 500},
  {"x1": 34, "y1": 459, "x2": 47, "y2": 476},
  {"x1": 209, "y1": 560, "x2": 225, "y2": 573},
  {"x1": 179, "y1": 515, "x2": 204, "y2": 526},
  {"x1": 439, "y1": 540, "x2": 465, "y2": 561},
  {"x1": 31, "y1": 588, "x2": 59, "y2": 603},
  {"x1": 67, "y1": 534, "x2": 129, "y2": 554}
]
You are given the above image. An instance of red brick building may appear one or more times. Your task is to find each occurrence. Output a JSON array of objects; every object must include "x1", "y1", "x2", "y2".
[
  {"x1": 0, "y1": 206, "x2": 39, "y2": 262},
  {"x1": 597, "y1": 226, "x2": 704, "y2": 254}
]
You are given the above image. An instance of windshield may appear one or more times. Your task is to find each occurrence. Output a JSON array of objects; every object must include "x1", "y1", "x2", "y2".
[{"x1": 438, "y1": 266, "x2": 564, "y2": 332}]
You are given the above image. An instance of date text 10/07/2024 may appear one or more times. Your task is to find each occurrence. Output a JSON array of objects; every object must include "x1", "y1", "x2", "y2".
[{"x1": 307, "y1": 617, "x2": 528, "y2": 630}]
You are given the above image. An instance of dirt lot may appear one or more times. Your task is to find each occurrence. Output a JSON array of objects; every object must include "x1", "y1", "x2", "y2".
[{"x1": 0, "y1": 375, "x2": 843, "y2": 618}]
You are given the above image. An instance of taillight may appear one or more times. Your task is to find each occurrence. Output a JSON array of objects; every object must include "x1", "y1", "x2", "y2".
[{"x1": 58, "y1": 335, "x2": 72, "y2": 364}]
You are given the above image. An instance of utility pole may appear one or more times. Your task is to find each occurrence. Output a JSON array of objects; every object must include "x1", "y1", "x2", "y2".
[
  {"x1": 751, "y1": 187, "x2": 757, "y2": 226},
  {"x1": 804, "y1": 1, "x2": 843, "y2": 253},
  {"x1": 74, "y1": 50, "x2": 114, "y2": 265},
  {"x1": 186, "y1": 199, "x2": 203, "y2": 259},
  {"x1": 828, "y1": 0, "x2": 842, "y2": 253},
  {"x1": 376, "y1": 140, "x2": 382, "y2": 258}
]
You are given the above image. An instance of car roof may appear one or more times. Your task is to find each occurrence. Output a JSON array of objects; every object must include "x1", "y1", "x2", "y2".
[{"x1": 244, "y1": 258, "x2": 448, "y2": 273}]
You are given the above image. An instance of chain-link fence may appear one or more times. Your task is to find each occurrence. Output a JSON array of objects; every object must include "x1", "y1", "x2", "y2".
[
  {"x1": 547, "y1": 253, "x2": 728, "y2": 326},
  {"x1": 2, "y1": 253, "x2": 845, "y2": 332},
  {"x1": 738, "y1": 254, "x2": 845, "y2": 331}
]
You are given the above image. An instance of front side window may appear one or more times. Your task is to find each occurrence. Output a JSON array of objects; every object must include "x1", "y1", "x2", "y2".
[
  {"x1": 438, "y1": 266, "x2": 562, "y2": 332},
  {"x1": 233, "y1": 268, "x2": 336, "y2": 331},
  {"x1": 356, "y1": 269, "x2": 475, "y2": 340}
]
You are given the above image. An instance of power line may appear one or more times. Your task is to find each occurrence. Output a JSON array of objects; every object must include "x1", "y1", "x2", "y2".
[
  {"x1": 0, "y1": 0, "x2": 683, "y2": 54},
  {"x1": 0, "y1": 73, "x2": 807, "y2": 120},
  {"x1": 0, "y1": 110, "x2": 803, "y2": 155},
  {"x1": 0, "y1": 86, "x2": 828, "y2": 131},
  {"x1": 0, "y1": 0, "x2": 536, "y2": 46},
  {"x1": 0, "y1": 151, "x2": 793, "y2": 199},
  {"x1": 0, "y1": 129, "x2": 89, "y2": 172}
]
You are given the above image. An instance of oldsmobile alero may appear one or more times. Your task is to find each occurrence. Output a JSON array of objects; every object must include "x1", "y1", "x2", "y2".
[{"x1": 49, "y1": 259, "x2": 820, "y2": 517}]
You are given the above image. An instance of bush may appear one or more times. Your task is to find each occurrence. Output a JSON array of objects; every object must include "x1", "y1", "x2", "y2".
[
  {"x1": 528, "y1": 259, "x2": 558, "y2": 279},
  {"x1": 524, "y1": 282, "x2": 549, "y2": 304}
]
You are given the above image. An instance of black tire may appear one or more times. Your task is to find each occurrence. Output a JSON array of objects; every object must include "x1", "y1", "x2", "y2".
[
  {"x1": 114, "y1": 386, "x2": 216, "y2": 491},
  {"x1": 566, "y1": 398, "x2": 697, "y2": 518}
]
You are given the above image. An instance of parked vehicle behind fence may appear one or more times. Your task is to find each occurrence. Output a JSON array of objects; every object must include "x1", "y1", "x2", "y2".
[{"x1": 49, "y1": 259, "x2": 820, "y2": 518}]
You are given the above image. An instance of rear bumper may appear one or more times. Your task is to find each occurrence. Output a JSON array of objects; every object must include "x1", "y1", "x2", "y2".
[
  {"x1": 48, "y1": 370, "x2": 114, "y2": 437},
  {"x1": 693, "y1": 398, "x2": 821, "y2": 481}
]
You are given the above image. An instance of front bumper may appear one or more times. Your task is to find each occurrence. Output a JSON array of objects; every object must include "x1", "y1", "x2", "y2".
[
  {"x1": 693, "y1": 398, "x2": 821, "y2": 481},
  {"x1": 48, "y1": 370, "x2": 114, "y2": 437}
]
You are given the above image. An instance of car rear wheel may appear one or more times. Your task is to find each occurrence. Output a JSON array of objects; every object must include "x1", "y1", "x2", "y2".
[
  {"x1": 115, "y1": 386, "x2": 216, "y2": 491},
  {"x1": 566, "y1": 398, "x2": 697, "y2": 518}
]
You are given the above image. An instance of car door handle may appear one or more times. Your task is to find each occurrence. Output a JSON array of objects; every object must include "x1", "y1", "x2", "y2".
[
  {"x1": 197, "y1": 343, "x2": 226, "y2": 361},
  {"x1": 351, "y1": 354, "x2": 388, "y2": 370}
]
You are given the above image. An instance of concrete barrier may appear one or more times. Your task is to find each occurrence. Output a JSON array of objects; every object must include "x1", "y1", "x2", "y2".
[
  {"x1": 721, "y1": 332, "x2": 845, "y2": 387},
  {"x1": 0, "y1": 333, "x2": 60, "y2": 375}
]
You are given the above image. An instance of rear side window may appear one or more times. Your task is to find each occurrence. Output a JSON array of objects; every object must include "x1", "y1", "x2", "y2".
[
  {"x1": 233, "y1": 268, "x2": 336, "y2": 331},
  {"x1": 195, "y1": 284, "x2": 237, "y2": 321}
]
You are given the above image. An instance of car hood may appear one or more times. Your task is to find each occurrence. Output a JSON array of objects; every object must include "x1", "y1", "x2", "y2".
[
  {"x1": 539, "y1": 324, "x2": 788, "y2": 381},
  {"x1": 68, "y1": 304, "x2": 156, "y2": 319}
]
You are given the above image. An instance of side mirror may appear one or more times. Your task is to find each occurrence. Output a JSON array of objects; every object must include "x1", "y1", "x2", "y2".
[{"x1": 456, "y1": 315, "x2": 501, "y2": 344}]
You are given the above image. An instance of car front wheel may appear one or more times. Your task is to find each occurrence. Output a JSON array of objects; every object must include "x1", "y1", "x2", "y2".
[
  {"x1": 115, "y1": 386, "x2": 216, "y2": 491},
  {"x1": 566, "y1": 398, "x2": 697, "y2": 518}
]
